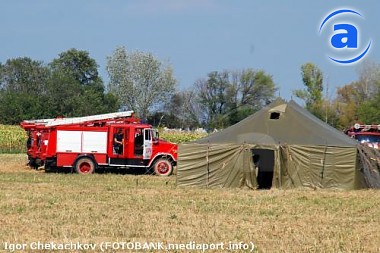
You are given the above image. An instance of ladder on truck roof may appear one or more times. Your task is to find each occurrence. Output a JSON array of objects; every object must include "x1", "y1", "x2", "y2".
[
  {"x1": 353, "y1": 123, "x2": 380, "y2": 131},
  {"x1": 46, "y1": 111, "x2": 135, "y2": 127},
  {"x1": 20, "y1": 118, "x2": 56, "y2": 129},
  {"x1": 21, "y1": 111, "x2": 135, "y2": 129},
  {"x1": 22, "y1": 118, "x2": 55, "y2": 125}
]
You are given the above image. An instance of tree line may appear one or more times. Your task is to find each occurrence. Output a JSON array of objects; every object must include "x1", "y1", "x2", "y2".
[
  {"x1": 294, "y1": 61, "x2": 380, "y2": 129},
  {"x1": 0, "y1": 47, "x2": 379, "y2": 130},
  {"x1": 0, "y1": 49, "x2": 118, "y2": 124}
]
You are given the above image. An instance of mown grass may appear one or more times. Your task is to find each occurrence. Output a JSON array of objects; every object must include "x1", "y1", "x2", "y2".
[{"x1": 1, "y1": 154, "x2": 380, "y2": 252}]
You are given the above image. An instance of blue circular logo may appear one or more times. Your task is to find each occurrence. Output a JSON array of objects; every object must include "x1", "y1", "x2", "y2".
[{"x1": 319, "y1": 9, "x2": 372, "y2": 64}]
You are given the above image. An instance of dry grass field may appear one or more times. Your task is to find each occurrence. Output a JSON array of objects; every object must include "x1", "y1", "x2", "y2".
[{"x1": 1, "y1": 154, "x2": 380, "y2": 252}]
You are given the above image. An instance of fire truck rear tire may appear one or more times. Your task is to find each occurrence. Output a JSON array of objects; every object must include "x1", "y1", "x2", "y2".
[
  {"x1": 153, "y1": 158, "x2": 173, "y2": 176},
  {"x1": 74, "y1": 157, "x2": 96, "y2": 175}
]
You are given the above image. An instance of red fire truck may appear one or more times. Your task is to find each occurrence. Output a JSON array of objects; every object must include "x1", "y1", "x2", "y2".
[
  {"x1": 345, "y1": 123, "x2": 380, "y2": 149},
  {"x1": 20, "y1": 112, "x2": 177, "y2": 176}
]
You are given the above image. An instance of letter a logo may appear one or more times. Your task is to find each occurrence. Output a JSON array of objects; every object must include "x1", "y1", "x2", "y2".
[
  {"x1": 331, "y1": 24, "x2": 358, "y2": 48},
  {"x1": 319, "y1": 9, "x2": 372, "y2": 64}
]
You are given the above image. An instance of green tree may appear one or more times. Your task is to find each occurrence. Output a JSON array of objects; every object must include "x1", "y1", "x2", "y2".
[
  {"x1": 0, "y1": 57, "x2": 49, "y2": 124},
  {"x1": 195, "y1": 69, "x2": 277, "y2": 129},
  {"x1": 196, "y1": 71, "x2": 230, "y2": 128},
  {"x1": 357, "y1": 94, "x2": 380, "y2": 123},
  {"x1": 355, "y1": 60, "x2": 380, "y2": 124},
  {"x1": 293, "y1": 62, "x2": 324, "y2": 119},
  {"x1": 335, "y1": 81, "x2": 365, "y2": 127},
  {"x1": 335, "y1": 60, "x2": 380, "y2": 127},
  {"x1": 229, "y1": 69, "x2": 277, "y2": 125},
  {"x1": 48, "y1": 48, "x2": 118, "y2": 117},
  {"x1": 107, "y1": 46, "x2": 176, "y2": 120},
  {"x1": 50, "y1": 48, "x2": 100, "y2": 86},
  {"x1": 44, "y1": 72, "x2": 83, "y2": 117},
  {"x1": 165, "y1": 90, "x2": 202, "y2": 129},
  {"x1": 356, "y1": 60, "x2": 380, "y2": 99}
]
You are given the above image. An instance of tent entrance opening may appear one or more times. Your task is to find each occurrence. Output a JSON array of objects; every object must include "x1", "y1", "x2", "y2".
[{"x1": 252, "y1": 149, "x2": 274, "y2": 189}]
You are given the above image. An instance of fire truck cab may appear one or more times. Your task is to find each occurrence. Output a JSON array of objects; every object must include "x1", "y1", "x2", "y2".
[{"x1": 21, "y1": 112, "x2": 177, "y2": 176}]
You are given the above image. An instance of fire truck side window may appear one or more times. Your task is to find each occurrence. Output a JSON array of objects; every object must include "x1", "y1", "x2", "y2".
[
  {"x1": 134, "y1": 129, "x2": 143, "y2": 155},
  {"x1": 144, "y1": 129, "x2": 151, "y2": 141},
  {"x1": 135, "y1": 129, "x2": 143, "y2": 144}
]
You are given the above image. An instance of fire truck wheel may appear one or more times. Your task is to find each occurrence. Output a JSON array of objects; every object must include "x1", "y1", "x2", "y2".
[
  {"x1": 153, "y1": 158, "x2": 173, "y2": 176},
  {"x1": 74, "y1": 157, "x2": 96, "y2": 175}
]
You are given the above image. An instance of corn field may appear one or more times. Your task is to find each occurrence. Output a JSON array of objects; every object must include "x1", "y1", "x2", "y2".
[
  {"x1": 160, "y1": 130, "x2": 207, "y2": 144},
  {"x1": 0, "y1": 125, "x2": 207, "y2": 154},
  {"x1": 0, "y1": 125, "x2": 27, "y2": 153}
]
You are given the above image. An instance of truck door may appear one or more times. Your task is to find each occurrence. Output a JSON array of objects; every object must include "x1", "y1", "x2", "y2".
[
  {"x1": 143, "y1": 128, "x2": 153, "y2": 160},
  {"x1": 110, "y1": 127, "x2": 128, "y2": 157}
]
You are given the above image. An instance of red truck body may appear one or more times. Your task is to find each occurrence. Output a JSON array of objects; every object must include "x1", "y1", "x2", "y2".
[{"x1": 20, "y1": 112, "x2": 177, "y2": 176}]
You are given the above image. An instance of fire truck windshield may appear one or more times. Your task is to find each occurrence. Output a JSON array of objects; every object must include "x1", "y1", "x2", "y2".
[{"x1": 355, "y1": 135, "x2": 380, "y2": 143}]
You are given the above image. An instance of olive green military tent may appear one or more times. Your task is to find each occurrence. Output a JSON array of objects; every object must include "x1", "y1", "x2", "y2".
[{"x1": 177, "y1": 98, "x2": 367, "y2": 190}]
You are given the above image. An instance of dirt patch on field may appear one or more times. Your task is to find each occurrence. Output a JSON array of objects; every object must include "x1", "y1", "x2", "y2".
[{"x1": 0, "y1": 154, "x2": 37, "y2": 173}]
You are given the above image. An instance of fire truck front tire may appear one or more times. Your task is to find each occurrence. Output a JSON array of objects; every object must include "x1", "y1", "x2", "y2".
[
  {"x1": 152, "y1": 158, "x2": 173, "y2": 176},
  {"x1": 74, "y1": 157, "x2": 96, "y2": 175}
]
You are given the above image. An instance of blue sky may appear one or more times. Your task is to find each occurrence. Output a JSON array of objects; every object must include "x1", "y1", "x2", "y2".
[{"x1": 1, "y1": 0, "x2": 379, "y2": 101}]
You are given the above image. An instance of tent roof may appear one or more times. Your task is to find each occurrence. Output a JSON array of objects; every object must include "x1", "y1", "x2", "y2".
[{"x1": 195, "y1": 98, "x2": 357, "y2": 146}]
